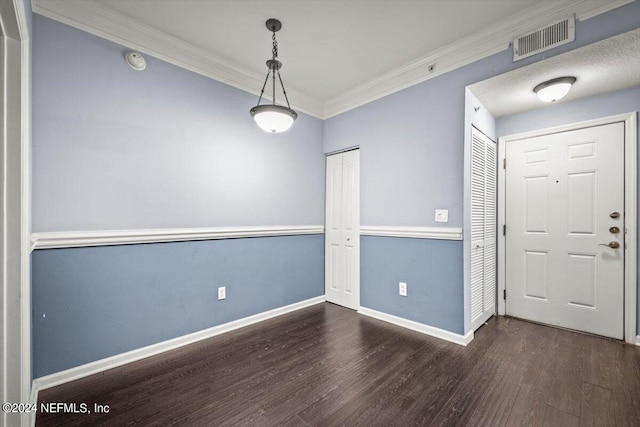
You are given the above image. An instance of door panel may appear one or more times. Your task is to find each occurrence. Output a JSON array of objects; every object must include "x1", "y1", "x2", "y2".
[
  {"x1": 524, "y1": 250, "x2": 548, "y2": 300},
  {"x1": 524, "y1": 176, "x2": 548, "y2": 233},
  {"x1": 325, "y1": 150, "x2": 360, "y2": 310},
  {"x1": 505, "y1": 122, "x2": 624, "y2": 339}
]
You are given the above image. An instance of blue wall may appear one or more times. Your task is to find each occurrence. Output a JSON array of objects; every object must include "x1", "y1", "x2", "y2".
[
  {"x1": 324, "y1": 0, "x2": 640, "y2": 335},
  {"x1": 31, "y1": 15, "x2": 325, "y2": 378},
  {"x1": 32, "y1": 15, "x2": 324, "y2": 232},
  {"x1": 32, "y1": 235, "x2": 324, "y2": 377},
  {"x1": 30, "y1": 2, "x2": 640, "y2": 379},
  {"x1": 496, "y1": 86, "x2": 640, "y2": 137},
  {"x1": 361, "y1": 237, "x2": 464, "y2": 334}
]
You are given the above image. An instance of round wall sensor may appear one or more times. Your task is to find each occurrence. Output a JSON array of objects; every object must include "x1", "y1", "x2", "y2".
[{"x1": 125, "y1": 51, "x2": 147, "y2": 71}]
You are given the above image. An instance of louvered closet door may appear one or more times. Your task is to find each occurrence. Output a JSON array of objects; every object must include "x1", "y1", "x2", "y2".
[{"x1": 470, "y1": 127, "x2": 497, "y2": 330}]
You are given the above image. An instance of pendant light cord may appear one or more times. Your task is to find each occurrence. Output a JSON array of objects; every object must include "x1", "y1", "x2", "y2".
[
  {"x1": 256, "y1": 69, "x2": 271, "y2": 106},
  {"x1": 272, "y1": 30, "x2": 278, "y2": 105},
  {"x1": 272, "y1": 30, "x2": 278, "y2": 60},
  {"x1": 277, "y1": 71, "x2": 292, "y2": 109},
  {"x1": 255, "y1": 22, "x2": 292, "y2": 109}
]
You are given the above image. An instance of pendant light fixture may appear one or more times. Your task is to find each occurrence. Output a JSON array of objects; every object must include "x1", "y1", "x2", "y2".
[
  {"x1": 533, "y1": 76, "x2": 576, "y2": 102},
  {"x1": 250, "y1": 19, "x2": 297, "y2": 133}
]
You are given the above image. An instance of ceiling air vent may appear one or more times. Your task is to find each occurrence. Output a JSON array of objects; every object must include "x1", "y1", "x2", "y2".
[{"x1": 513, "y1": 16, "x2": 575, "y2": 61}]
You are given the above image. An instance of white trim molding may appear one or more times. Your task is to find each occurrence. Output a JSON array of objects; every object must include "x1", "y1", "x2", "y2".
[
  {"x1": 31, "y1": 0, "x2": 323, "y2": 118},
  {"x1": 321, "y1": 0, "x2": 635, "y2": 118},
  {"x1": 30, "y1": 225, "x2": 324, "y2": 250},
  {"x1": 31, "y1": 296, "x2": 325, "y2": 394},
  {"x1": 636, "y1": 335, "x2": 640, "y2": 346},
  {"x1": 0, "y1": 1, "x2": 31, "y2": 426},
  {"x1": 31, "y1": 0, "x2": 633, "y2": 119},
  {"x1": 497, "y1": 112, "x2": 637, "y2": 344},
  {"x1": 358, "y1": 307, "x2": 473, "y2": 346},
  {"x1": 360, "y1": 226, "x2": 463, "y2": 241}
]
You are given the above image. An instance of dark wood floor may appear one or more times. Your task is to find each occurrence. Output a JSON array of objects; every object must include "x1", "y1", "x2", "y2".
[{"x1": 37, "y1": 303, "x2": 640, "y2": 426}]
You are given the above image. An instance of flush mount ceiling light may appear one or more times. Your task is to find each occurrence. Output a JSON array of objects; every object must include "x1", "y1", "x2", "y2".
[
  {"x1": 250, "y1": 19, "x2": 297, "y2": 133},
  {"x1": 533, "y1": 76, "x2": 576, "y2": 102}
]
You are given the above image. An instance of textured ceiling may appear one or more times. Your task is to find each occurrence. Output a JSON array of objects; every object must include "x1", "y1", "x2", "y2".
[{"x1": 469, "y1": 29, "x2": 640, "y2": 118}]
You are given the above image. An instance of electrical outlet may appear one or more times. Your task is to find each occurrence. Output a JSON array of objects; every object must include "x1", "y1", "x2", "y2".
[
  {"x1": 435, "y1": 209, "x2": 449, "y2": 222},
  {"x1": 218, "y1": 286, "x2": 226, "y2": 300},
  {"x1": 399, "y1": 282, "x2": 408, "y2": 297}
]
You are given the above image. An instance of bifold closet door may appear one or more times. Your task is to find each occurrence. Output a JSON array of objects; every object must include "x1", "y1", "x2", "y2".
[
  {"x1": 471, "y1": 127, "x2": 496, "y2": 330},
  {"x1": 325, "y1": 150, "x2": 360, "y2": 310}
]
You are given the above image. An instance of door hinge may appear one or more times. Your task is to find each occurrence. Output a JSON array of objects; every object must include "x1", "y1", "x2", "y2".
[
  {"x1": 503, "y1": 224, "x2": 506, "y2": 236},
  {"x1": 503, "y1": 158, "x2": 506, "y2": 169},
  {"x1": 503, "y1": 290, "x2": 507, "y2": 300}
]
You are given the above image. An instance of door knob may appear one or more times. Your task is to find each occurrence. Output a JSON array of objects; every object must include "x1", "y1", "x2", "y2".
[
  {"x1": 609, "y1": 226, "x2": 620, "y2": 234},
  {"x1": 599, "y1": 241, "x2": 620, "y2": 249},
  {"x1": 610, "y1": 212, "x2": 620, "y2": 219}
]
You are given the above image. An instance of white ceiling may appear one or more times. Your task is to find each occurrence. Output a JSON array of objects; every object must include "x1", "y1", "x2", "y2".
[
  {"x1": 99, "y1": 0, "x2": 543, "y2": 101},
  {"x1": 33, "y1": 0, "x2": 635, "y2": 117},
  {"x1": 469, "y1": 29, "x2": 640, "y2": 117}
]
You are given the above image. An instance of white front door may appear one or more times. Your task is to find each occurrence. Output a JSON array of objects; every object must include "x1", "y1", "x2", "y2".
[
  {"x1": 325, "y1": 149, "x2": 360, "y2": 310},
  {"x1": 505, "y1": 122, "x2": 624, "y2": 339}
]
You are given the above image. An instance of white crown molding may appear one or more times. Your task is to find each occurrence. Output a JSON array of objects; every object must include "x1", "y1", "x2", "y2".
[
  {"x1": 31, "y1": 296, "x2": 325, "y2": 392},
  {"x1": 31, "y1": 0, "x2": 633, "y2": 120},
  {"x1": 358, "y1": 307, "x2": 473, "y2": 346},
  {"x1": 360, "y1": 226, "x2": 463, "y2": 241},
  {"x1": 323, "y1": 0, "x2": 634, "y2": 118},
  {"x1": 30, "y1": 0, "x2": 324, "y2": 118},
  {"x1": 575, "y1": 0, "x2": 635, "y2": 20},
  {"x1": 30, "y1": 225, "x2": 324, "y2": 250}
]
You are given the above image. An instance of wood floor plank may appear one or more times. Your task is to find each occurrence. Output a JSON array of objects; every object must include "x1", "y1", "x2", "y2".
[
  {"x1": 610, "y1": 343, "x2": 640, "y2": 426},
  {"x1": 35, "y1": 304, "x2": 640, "y2": 427},
  {"x1": 465, "y1": 371, "x2": 520, "y2": 427},
  {"x1": 547, "y1": 331, "x2": 585, "y2": 416},
  {"x1": 505, "y1": 384, "x2": 549, "y2": 427},
  {"x1": 542, "y1": 405, "x2": 579, "y2": 427},
  {"x1": 579, "y1": 382, "x2": 615, "y2": 427},
  {"x1": 581, "y1": 335, "x2": 615, "y2": 390}
]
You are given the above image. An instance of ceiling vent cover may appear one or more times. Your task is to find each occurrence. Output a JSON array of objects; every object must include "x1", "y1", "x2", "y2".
[{"x1": 513, "y1": 16, "x2": 575, "y2": 61}]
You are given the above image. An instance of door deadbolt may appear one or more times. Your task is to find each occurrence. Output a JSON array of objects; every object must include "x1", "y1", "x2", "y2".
[
  {"x1": 610, "y1": 212, "x2": 620, "y2": 219},
  {"x1": 599, "y1": 241, "x2": 620, "y2": 249},
  {"x1": 609, "y1": 226, "x2": 620, "y2": 234}
]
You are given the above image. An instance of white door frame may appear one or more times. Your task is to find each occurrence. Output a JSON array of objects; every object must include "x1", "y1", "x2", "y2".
[
  {"x1": 498, "y1": 113, "x2": 637, "y2": 343},
  {"x1": 0, "y1": 0, "x2": 31, "y2": 426}
]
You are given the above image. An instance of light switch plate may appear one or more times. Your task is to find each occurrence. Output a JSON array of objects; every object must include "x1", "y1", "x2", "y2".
[
  {"x1": 399, "y1": 282, "x2": 407, "y2": 297},
  {"x1": 435, "y1": 209, "x2": 449, "y2": 222}
]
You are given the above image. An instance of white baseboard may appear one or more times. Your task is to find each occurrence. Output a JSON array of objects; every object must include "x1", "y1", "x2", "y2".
[
  {"x1": 636, "y1": 335, "x2": 640, "y2": 346},
  {"x1": 358, "y1": 306, "x2": 474, "y2": 346},
  {"x1": 31, "y1": 296, "x2": 326, "y2": 396}
]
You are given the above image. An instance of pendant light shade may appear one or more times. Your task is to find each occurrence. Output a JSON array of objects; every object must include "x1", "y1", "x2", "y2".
[
  {"x1": 533, "y1": 76, "x2": 576, "y2": 102},
  {"x1": 250, "y1": 104, "x2": 298, "y2": 133},
  {"x1": 250, "y1": 19, "x2": 297, "y2": 133}
]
